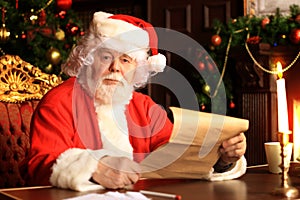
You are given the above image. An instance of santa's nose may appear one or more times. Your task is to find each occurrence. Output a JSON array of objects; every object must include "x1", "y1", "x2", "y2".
[{"x1": 108, "y1": 60, "x2": 121, "y2": 72}]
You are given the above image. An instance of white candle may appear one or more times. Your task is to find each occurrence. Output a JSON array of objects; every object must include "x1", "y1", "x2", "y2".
[
  {"x1": 293, "y1": 100, "x2": 300, "y2": 161},
  {"x1": 276, "y1": 61, "x2": 289, "y2": 133}
]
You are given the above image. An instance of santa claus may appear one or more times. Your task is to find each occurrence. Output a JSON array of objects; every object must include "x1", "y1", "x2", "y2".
[{"x1": 27, "y1": 11, "x2": 247, "y2": 192}]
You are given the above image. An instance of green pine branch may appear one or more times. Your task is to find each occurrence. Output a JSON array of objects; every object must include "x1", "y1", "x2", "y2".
[{"x1": 0, "y1": 0, "x2": 83, "y2": 75}]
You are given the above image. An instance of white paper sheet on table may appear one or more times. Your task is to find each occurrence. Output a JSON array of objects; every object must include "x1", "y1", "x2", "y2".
[{"x1": 63, "y1": 191, "x2": 150, "y2": 200}]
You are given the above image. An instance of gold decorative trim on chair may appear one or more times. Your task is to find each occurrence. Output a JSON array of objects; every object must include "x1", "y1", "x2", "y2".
[{"x1": 0, "y1": 55, "x2": 63, "y2": 103}]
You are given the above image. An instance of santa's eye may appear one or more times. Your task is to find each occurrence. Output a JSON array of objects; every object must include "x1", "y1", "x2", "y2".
[
  {"x1": 120, "y1": 55, "x2": 133, "y2": 64},
  {"x1": 99, "y1": 52, "x2": 113, "y2": 64},
  {"x1": 122, "y1": 58, "x2": 130, "y2": 63}
]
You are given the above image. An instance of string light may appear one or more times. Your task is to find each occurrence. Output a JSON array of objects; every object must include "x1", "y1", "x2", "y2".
[{"x1": 36, "y1": 0, "x2": 54, "y2": 14}]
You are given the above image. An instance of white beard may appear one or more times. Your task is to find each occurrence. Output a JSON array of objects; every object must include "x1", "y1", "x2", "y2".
[
  {"x1": 94, "y1": 74, "x2": 134, "y2": 159},
  {"x1": 94, "y1": 73, "x2": 134, "y2": 105}
]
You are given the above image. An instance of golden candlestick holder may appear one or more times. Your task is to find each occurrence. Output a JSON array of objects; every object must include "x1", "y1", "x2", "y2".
[{"x1": 273, "y1": 131, "x2": 299, "y2": 198}]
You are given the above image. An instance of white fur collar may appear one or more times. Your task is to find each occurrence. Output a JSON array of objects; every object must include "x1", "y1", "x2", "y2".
[{"x1": 95, "y1": 103, "x2": 133, "y2": 159}]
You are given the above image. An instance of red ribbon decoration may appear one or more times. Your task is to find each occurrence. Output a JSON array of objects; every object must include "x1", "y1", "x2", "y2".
[{"x1": 26, "y1": 27, "x2": 55, "y2": 42}]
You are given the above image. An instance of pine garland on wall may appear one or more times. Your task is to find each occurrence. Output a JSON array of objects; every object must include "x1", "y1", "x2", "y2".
[
  {"x1": 194, "y1": 4, "x2": 300, "y2": 114},
  {"x1": 210, "y1": 4, "x2": 300, "y2": 49},
  {"x1": 0, "y1": 0, "x2": 83, "y2": 75}
]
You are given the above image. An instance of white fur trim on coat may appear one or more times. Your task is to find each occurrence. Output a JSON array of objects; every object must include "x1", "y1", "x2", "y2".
[
  {"x1": 209, "y1": 156, "x2": 247, "y2": 181},
  {"x1": 95, "y1": 104, "x2": 133, "y2": 159},
  {"x1": 50, "y1": 148, "x2": 121, "y2": 192}
]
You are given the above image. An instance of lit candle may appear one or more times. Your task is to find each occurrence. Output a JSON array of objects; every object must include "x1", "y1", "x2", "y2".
[
  {"x1": 293, "y1": 100, "x2": 300, "y2": 161},
  {"x1": 276, "y1": 61, "x2": 289, "y2": 133}
]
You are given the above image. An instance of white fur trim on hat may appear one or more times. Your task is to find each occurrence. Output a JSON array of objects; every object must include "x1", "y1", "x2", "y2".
[
  {"x1": 92, "y1": 11, "x2": 149, "y2": 54},
  {"x1": 50, "y1": 148, "x2": 121, "y2": 192}
]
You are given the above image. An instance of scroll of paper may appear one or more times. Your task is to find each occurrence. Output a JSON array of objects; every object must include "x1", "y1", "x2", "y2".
[{"x1": 140, "y1": 107, "x2": 249, "y2": 179}]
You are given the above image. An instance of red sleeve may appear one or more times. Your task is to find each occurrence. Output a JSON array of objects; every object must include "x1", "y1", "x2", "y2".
[
  {"x1": 145, "y1": 101, "x2": 173, "y2": 150},
  {"x1": 27, "y1": 78, "x2": 103, "y2": 186},
  {"x1": 26, "y1": 78, "x2": 95, "y2": 186},
  {"x1": 27, "y1": 92, "x2": 77, "y2": 186},
  {"x1": 128, "y1": 92, "x2": 173, "y2": 162}
]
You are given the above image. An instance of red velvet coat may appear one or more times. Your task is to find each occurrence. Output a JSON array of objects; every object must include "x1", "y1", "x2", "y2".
[{"x1": 27, "y1": 77, "x2": 173, "y2": 185}]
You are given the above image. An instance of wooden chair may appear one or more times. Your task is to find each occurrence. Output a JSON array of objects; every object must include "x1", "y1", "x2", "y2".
[{"x1": 0, "y1": 55, "x2": 63, "y2": 188}]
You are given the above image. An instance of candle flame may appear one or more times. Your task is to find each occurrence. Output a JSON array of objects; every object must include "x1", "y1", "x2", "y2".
[{"x1": 277, "y1": 61, "x2": 283, "y2": 79}]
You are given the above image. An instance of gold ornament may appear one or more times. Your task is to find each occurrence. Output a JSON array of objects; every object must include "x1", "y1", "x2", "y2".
[
  {"x1": 55, "y1": 28, "x2": 65, "y2": 40},
  {"x1": 0, "y1": 24, "x2": 10, "y2": 42},
  {"x1": 46, "y1": 47, "x2": 61, "y2": 65},
  {"x1": 45, "y1": 64, "x2": 53, "y2": 73},
  {"x1": 202, "y1": 84, "x2": 211, "y2": 96}
]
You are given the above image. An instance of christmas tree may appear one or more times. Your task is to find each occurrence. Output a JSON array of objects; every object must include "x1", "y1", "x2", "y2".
[{"x1": 0, "y1": 0, "x2": 83, "y2": 75}]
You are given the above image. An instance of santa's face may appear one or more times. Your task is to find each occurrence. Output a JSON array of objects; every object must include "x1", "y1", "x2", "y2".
[
  {"x1": 95, "y1": 49, "x2": 137, "y2": 82},
  {"x1": 90, "y1": 49, "x2": 137, "y2": 105}
]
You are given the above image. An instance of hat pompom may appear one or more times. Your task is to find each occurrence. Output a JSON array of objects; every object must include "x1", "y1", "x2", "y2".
[
  {"x1": 148, "y1": 53, "x2": 166, "y2": 73},
  {"x1": 93, "y1": 12, "x2": 113, "y2": 23}
]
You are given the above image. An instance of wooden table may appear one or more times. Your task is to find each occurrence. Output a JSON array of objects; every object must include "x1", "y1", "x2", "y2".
[{"x1": 1, "y1": 163, "x2": 299, "y2": 200}]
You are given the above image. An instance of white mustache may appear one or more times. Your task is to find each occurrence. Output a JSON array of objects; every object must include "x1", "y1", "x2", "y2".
[{"x1": 99, "y1": 73, "x2": 127, "y2": 86}]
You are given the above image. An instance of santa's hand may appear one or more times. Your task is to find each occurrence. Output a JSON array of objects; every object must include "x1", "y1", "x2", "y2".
[
  {"x1": 91, "y1": 156, "x2": 141, "y2": 189},
  {"x1": 219, "y1": 132, "x2": 246, "y2": 164}
]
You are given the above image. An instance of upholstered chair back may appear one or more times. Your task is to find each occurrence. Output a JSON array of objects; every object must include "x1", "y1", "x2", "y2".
[{"x1": 0, "y1": 55, "x2": 62, "y2": 188}]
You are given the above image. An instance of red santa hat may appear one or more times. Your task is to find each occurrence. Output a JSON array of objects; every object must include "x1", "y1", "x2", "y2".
[{"x1": 91, "y1": 11, "x2": 166, "y2": 73}]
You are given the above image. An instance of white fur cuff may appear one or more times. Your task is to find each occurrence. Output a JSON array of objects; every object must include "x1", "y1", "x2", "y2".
[
  {"x1": 209, "y1": 156, "x2": 247, "y2": 181},
  {"x1": 50, "y1": 148, "x2": 119, "y2": 191}
]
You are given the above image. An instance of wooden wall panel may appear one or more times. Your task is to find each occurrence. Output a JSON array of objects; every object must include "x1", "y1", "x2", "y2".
[
  {"x1": 165, "y1": 4, "x2": 191, "y2": 33},
  {"x1": 242, "y1": 92, "x2": 276, "y2": 165},
  {"x1": 147, "y1": 0, "x2": 237, "y2": 109},
  {"x1": 203, "y1": 1, "x2": 230, "y2": 29},
  {"x1": 73, "y1": 0, "x2": 147, "y2": 30}
]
